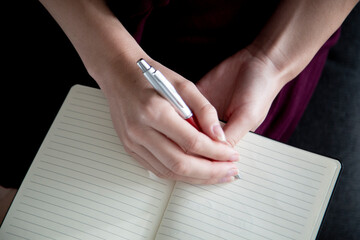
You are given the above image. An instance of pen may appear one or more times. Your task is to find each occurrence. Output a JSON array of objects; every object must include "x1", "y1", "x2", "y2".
[{"x1": 137, "y1": 58, "x2": 201, "y2": 131}]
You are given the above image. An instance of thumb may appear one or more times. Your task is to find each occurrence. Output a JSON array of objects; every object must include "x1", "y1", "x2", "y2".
[{"x1": 223, "y1": 111, "x2": 255, "y2": 147}]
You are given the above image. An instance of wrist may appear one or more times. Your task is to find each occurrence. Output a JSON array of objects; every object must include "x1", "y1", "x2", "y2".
[
  {"x1": 93, "y1": 47, "x2": 152, "y2": 101},
  {"x1": 246, "y1": 0, "x2": 358, "y2": 87},
  {"x1": 244, "y1": 44, "x2": 289, "y2": 91}
]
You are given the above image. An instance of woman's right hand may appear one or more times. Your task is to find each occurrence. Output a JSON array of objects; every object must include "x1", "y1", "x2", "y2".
[
  {"x1": 101, "y1": 57, "x2": 240, "y2": 184},
  {"x1": 39, "y1": 0, "x2": 240, "y2": 184}
]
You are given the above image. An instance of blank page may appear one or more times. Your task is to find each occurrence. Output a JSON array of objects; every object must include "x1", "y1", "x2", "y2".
[
  {"x1": 0, "y1": 85, "x2": 174, "y2": 240},
  {"x1": 156, "y1": 133, "x2": 340, "y2": 240}
]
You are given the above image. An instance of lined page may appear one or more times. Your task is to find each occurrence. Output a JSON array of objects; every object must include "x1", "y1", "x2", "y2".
[
  {"x1": 0, "y1": 85, "x2": 175, "y2": 240},
  {"x1": 156, "y1": 133, "x2": 340, "y2": 240}
]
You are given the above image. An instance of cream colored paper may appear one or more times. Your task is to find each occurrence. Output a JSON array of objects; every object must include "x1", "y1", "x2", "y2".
[
  {"x1": 0, "y1": 85, "x2": 340, "y2": 240},
  {"x1": 156, "y1": 133, "x2": 340, "y2": 240}
]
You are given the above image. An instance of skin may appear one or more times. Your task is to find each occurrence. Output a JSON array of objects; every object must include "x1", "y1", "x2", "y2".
[{"x1": 39, "y1": 0, "x2": 358, "y2": 184}]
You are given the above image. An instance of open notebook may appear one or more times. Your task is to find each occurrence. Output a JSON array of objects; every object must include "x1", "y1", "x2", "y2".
[{"x1": 0, "y1": 85, "x2": 340, "y2": 240}]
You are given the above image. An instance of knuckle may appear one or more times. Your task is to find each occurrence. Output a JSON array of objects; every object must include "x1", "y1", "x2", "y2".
[
  {"x1": 199, "y1": 103, "x2": 217, "y2": 117},
  {"x1": 125, "y1": 122, "x2": 142, "y2": 140},
  {"x1": 139, "y1": 100, "x2": 157, "y2": 123},
  {"x1": 152, "y1": 170, "x2": 166, "y2": 179},
  {"x1": 227, "y1": 137, "x2": 237, "y2": 148},
  {"x1": 141, "y1": 97, "x2": 172, "y2": 123},
  {"x1": 175, "y1": 80, "x2": 196, "y2": 93},
  {"x1": 203, "y1": 177, "x2": 219, "y2": 185},
  {"x1": 115, "y1": 128, "x2": 135, "y2": 151},
  {"x1": 159, "y1": 168, "x2": 176, "y2": 179},
  {"x1": 207, "y1": 163, "x2": 218, "y2": 179},
  {"x1": 247, "y1": 110, "x2": 261, "y2": 124},
  {"x1": 169, "y1": 159, "x2": 188, "y2": 176},
  {"x1": 182, "y1": 134, "x2": 201, "y2": 154},
  {"x1": 122, "y1": 143, "x2": 133, "y2": 154}
]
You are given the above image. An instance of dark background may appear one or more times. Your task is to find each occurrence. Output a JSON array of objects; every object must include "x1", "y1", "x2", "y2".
[
  {"x1": 288, "y1": 4, "x2": 360, "y2": 239},
  {"x1": 2, "y1": 1, "x2": 359, "y2": 239}
]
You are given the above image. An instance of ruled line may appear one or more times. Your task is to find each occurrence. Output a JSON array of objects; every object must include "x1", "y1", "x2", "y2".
[
  {"x1": 18, "y1": 202, "x2": 139, "y2": 238},
  {"x1": 23, "y1": 189, "x2": 152, "y2": 223},
  {"x1": 41, "y1": 154, "x2": 146, "y2": 191},
  {"x1": 236, "y1": 184, "x2": 313, "y2": 206},
  {"x1": 57, "y1": 127, "x2": 119, "y2": 146},
  {"x1": 190, "y1": 185, "x2": 308, "y2": 219},
  {"x1": 19, "y1": 201, "x2": 150, "y2": 233},
  {"x1": 162, "y1": 218, "x2": 230, "y2": 240},
  {"x1": 16, "y1": 210, "x2": 105, "y2": 240},
  {"x1": 241, "y1": 170, "x2": 316, "y2": 198},
  {"x1": 159, "y1": 225, "x2": 206, "y2": 240},
  {"x1": 20, "y1": 196, "x2": 151, "y2": 231},
  {"x1": 9, "y1": 224, "x2": 57, "y2": 240},
  {"x1": 76, "y1": 90, "x2": 104, "y2": 99},
  {"x1": 59, "y1": 121, "x2": 118, "y2": 137},
  {"x1": 175, "y1": 187, "x2": 306, "y2": 224},
  {"x1": 167, "y1": 207, "x2": 296, "y2": 240},
  {"x1": 66, "y1": 108, "x2": 112, "y2": 121},
  {"x1": 5, "y1": 231, "x2": 38, "y2": 240},
  {"x1": 12, "y1": 217, "x2": 82, "y2": 240},
  {"x1": 157, "y1": 232, "x2": 183, "y2": 240},
  {"x1": 27, "y1": 182, "x2": 156, "y2": 218},
  {"x1": 240, "y1": 153, "x2": 322, "y2": 183},
  {"x1": 241, "y1": 138, "x2": 327, "y2": 168},
  {"x1": 43, "y1": 152, "x2": 164, "y2": 192},
  {"x1": 241, "y1": 178, "x2": 313, "y2": 204},
  {"x1": 73, "y1": 96, "x2": 108, "y2": 107},
  {"x1": 44, "y1": 148, "x2": 166, "y2": 187},
  {"x1": 239, "y1": 159, "x2": 320, "y2": 188},
  {"x1": 54, "y1": 133, "x2": 124, "y2": 156},
  {"x1": 49, "y1": 140, "x2": 142, "y2": 171},
  {"x1": 207, "y1": 184, "x2": 311, "y2": 213},
  {"x1": 32, "y1": 172, "x2": 160, "y2": 208},
  {"x1": 37, "y1": 161, "x2": 163, "y2": 199},
  {"x1": 238, "y1": 146, "x2": 325, "y2": 176},
  {"x1": 69, "y1": 103, "x2": 109, "y2": 114},
  {"x1": 172, "y1": 195, "x2": 302, "y2": 232},
  {"x1": 63, "y1": 115, "x2": 113, "y2": 129}
]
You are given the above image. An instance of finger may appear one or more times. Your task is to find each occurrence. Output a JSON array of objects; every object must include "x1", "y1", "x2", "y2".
[
  {"x1": 174, "y1": 81, "x2": 227, "y2": 143},
  {"x1": 138, "y1": 127, "x2": 239, "y2": 181},
  {"x1": 131, "y1": 144, "x2": 237, "y2": 184},
  {"x1": 129, "y1": 143, "x2": 176, "y2": 179},
  {"x1": 223, "y1": 111, "x2": 256, "y2": 147},
  {"x1": 152, "y1": 109, "x2": 239, "y2": 162},
  {"x1": 127, "y1": 145, "x2": 162, "y2": 176}
]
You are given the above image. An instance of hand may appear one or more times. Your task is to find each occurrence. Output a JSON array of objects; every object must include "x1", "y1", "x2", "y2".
[
  {"x1": 102, "y1": 57, "x2": 240, "y2": 184},
  {"x1": 197, "y1": 48, "x2": 285, "y2": 147}
]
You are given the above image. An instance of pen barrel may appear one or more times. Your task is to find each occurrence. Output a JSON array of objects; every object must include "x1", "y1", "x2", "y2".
[
  {"x1": 147, "y1": 70, "x2": 193, "y2": 119},
  {"x1": 137, "y1": 58, "x2": 193, "y2": 120},
  {"x1": 186, "y1": 116, "x2": 201, "y2": 131}
]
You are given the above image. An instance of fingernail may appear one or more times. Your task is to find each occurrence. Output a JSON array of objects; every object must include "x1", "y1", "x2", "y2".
[
  {"x1": 227, "y1": 168, "x2": 240, "y2": 177},
  {"x1": 229, "y1": 154, "x2": 239, "y2": 162},
  {"x1": 212, "y1": 124, "x2": 226, "y2": 142},
  {"x1": 218, "y1": 176, "x2": 235, "y2": 183}
]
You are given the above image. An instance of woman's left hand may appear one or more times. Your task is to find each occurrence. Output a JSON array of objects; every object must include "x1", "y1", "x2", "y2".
[{"x1": 197, "y1": 48, "x2": 286, "y2": 146}]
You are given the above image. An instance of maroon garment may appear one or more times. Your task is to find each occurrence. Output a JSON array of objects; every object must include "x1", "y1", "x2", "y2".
[
  {"x1": 106, "y1": 0, "x2": 340, "y2": 142},
  {"x1": 255, "y1": 29, "x2": 341, "y2": 141}
]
